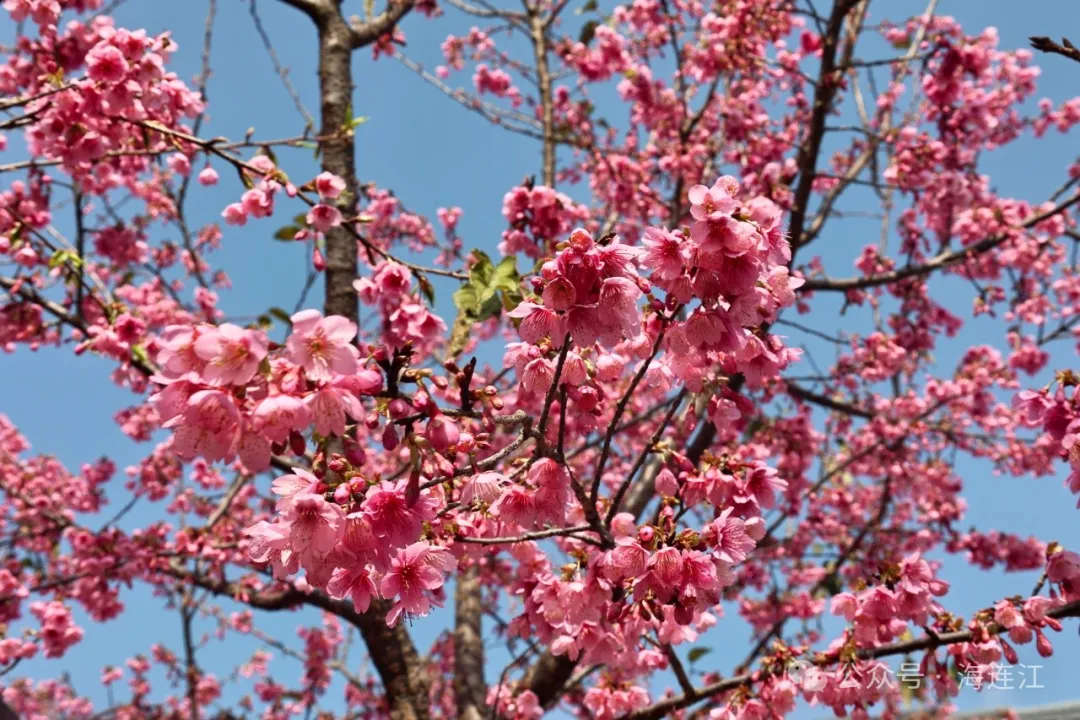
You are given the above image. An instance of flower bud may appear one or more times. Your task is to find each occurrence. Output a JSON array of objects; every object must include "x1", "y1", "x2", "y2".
[
  {"x1": 344, "y1": 440, "x2": 366, "y2": 466},
  {"x1": 425, "y1": 416, "x2": 461, "y2": 452},
  {"x1": 1036, "y1": 629, "x2": 1053, "y2": 658},
  {"x1": 382, "y1": 425, "x2": 399, "y2": 451},
  {"x1": 389, "y1": 399, "x2": 411, "y2": 419}
]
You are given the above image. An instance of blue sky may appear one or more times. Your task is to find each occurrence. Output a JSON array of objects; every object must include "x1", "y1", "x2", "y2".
[{"x1": 2, "y1": 0, "x2": 1080, "y2": 716}]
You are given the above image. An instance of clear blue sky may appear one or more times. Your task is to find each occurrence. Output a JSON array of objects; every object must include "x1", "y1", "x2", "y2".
[{"x1": 2, "y1": 0, "x2": 1079, "y2": 716}]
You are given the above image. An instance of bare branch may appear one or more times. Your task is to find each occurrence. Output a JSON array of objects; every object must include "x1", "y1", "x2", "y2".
[
  {"x1": 350, "y1": 1, "x2": 416, "y2": 49},
  {"x1": 1031, "y1": 36, "x2": 1080, "y2": 65}
]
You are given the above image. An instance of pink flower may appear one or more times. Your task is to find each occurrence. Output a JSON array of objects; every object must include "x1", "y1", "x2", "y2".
[
  {"x1": 521, "y1": 357, "x2": 556, "y2": 395},
  {"x1": 542, "y1": 277, "x2": 577, "y2": 311},
  {"x1": 381, "y1": 542, "x2": 450, "y2": 626},
  {"x1": 1047, "y1": 550, "x2": 1080, "y2": 594},
  {"x1": 597, "y1": 277, "x2": 642, "y2": 336},
  {"x1": 167, "y1": 153, "x2": 191, "y2": 177},
  {"x1": 314, "y1": 172, "x2": 347, "y2": 200},
  {"x1": 688, "y1": 176, "x2": 737, "y2": 221},
  {"x1": 492, "y1": 485, "x2": 537, "y2": 528},
  {"x1": 641, "y1": 227, "x2": 686, "y2": 280},
  {"x1": 241, "y1": 188, "x2": 274, "y2": 218},
  {"x1": 307, "y1": 204, "x2": 343, "y2": 233},
  {"x1": 461, "y1": 472, "x2": 505, "y2": 505},
  {"x1": 222, "y1": 203, "x2": 248, "y2": 226},
  {"x1": 192, "y1": 323, "x2": 268, "y2": 386},
  {"x1": 244, "y1": 521, "x2": 299, "y2": 579},
  {"x1": 170, "y1": 390, "x2": 240, "y2": 463},
  {"x1": 326, "y1": 563, "x2": 377, "y2": 613},
  {"x1": 87, "y1": 43, "x2": 128, "y2": 84},
  {"x1": 508, "y1": 302, "x2": 565, "y2": 345},
  {"x1": 198, "y1": 166, "x2": 219, "y2": 186},
  {"x1": 270, "y1": 469, "x2": 319, "y2": 509},
  {"x1": 286, "y1": 310, "x2": 359, "y2": 382},
  {"x1": 363, "y1": 480, "x2": 425, "y2": 546},
  {"x1": 254, "y1": 395, "x2": 311, "y2": 445},
  {"x1": 282, "y1": 493, "x2": 344, "y2": 555},
  {"x1": 707, "y1": 508, "x2": 755, "y2": 564},
  {"x1": 649, "y1": 547, "x2": 684, "y2": 589}
]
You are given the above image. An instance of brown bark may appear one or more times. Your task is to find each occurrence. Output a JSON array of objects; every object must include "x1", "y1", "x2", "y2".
[
  {"x1": 316, "y1": 12, "x2": 361, "y2": 323},
  {"x1": 276, "y1": 2, "x2": 429, "y2": 717},
  {"x1": 453, "y1": 566, "x2": 486, "y2": 720}
]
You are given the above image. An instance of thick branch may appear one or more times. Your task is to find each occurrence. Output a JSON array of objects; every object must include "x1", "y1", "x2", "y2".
[
  {"x1": 170, "y1": 563, "x2": 429, "y2": 720},
  {"x1": 453, "y1": 566, "x2": 486, "y2": 720},
  {"x1": 350, "y1": 1, "x2": 416, "y2": 49},
  {"x1": 787, "y1": 0, "x2": 860, "y2": 249},
  {"x1": 1031, "y1": 36, "x2": 1080, "y2": 65}
]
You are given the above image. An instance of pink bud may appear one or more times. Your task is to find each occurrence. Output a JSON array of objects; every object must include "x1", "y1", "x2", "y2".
[
  {"x1": 426, "y1": 416, "x2": 460, "y2": 452},
  {"x1": 638, "y1": 526, "x2": 655, "y2": 544},
  {"x1": 333, "y1": 485, "x2": 350, "y2": 503},
  {"x1": 344, "y1": 441, "x2": 366, "y2": 466},
  {"x1": 389, "y1": 399, "x2": 411, "y2": 419},
  {"x1": 655, "y1": 468, "x2": 679, "y2": 497},
  {"x1": 1036, "y1": 629, "x2": 1053, "y2": 658},
  {"x1": 313, "y1": 246, "x2": 326, "y2": 271},
  {"x1": 575, "y1": 387, "x2": 599, "y2": 412},
  {"x1": 1001, "y1": 638, "x2": 1019, "y2": 664},
  {"x1": 673, "y1": 602, "x2": 694, "y2": 626},
  {"x1": 197, "y1": 166, "x2": 219, "y2": 186},
  {"x1": 406, "y1": 468, "x2": 421, "y2": 507},
  {"x1": 382, "y1": 425, "x2": 399, "y2": 451}
]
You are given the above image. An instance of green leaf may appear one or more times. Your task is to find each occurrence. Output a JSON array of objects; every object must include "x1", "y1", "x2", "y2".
[
  {"x1": 417, "y1": 274, "x2": 436, "y2": 305},
  {"x1": 820, "y1": 574, "x2": 844, "y2": 597},
  {"x1": 446, "y1": 310, "x2": 475, "y2": 359},
  {"x1": 575, "y1": 0, "x2": 597, "y2": 13},
  {"x1": 453, "y1": 285, "x2": 480, "y2": 313},
  {"x1": 130, "y1": 344, "x2": 151, "y2": 368},
  {"x1": 259, "y1": 145, "x2": 278, "y2": 167},
  {"x1": 237, "y1": 164, "x2": 255, "y2": 190},
  {"x1": 350, "y1": 115, "x2": 370, "y2": 129},
  {"x1": 267, "y1": 307, "x2": 293, "y2": 325},
  {"x1": 687, "y1": 647, "x2": 712, "y2": 664},
  {"x1": 489, "y1": 256, "x2": 519, "y2": 292},
  {"x1": 273, "y1": 225, "x2": 300, "y2": 241},
  {"x1": 48, "y1": 249, "x2": 75, "y2": 269},
  {"x1": 579, "y1": 20, "x2": 599, "y2": 45}
]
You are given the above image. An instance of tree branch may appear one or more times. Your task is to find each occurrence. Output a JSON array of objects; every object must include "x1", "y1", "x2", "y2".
[
  {"x1": 1031, "y1": 36, "x2": 1080, "y2": 65},
  {"x1": 453, "y1": 566, "x2": 486, "y2": 720},
  {"x1": 350, "y1": 1, "x2": 416, "y2": 49},
  {"x1": 626, "y1": 598, "x2": 1080, "y2": 720},
  {"x1": 802, "y1": 192, "x2": 1080, "y2": 292}
]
